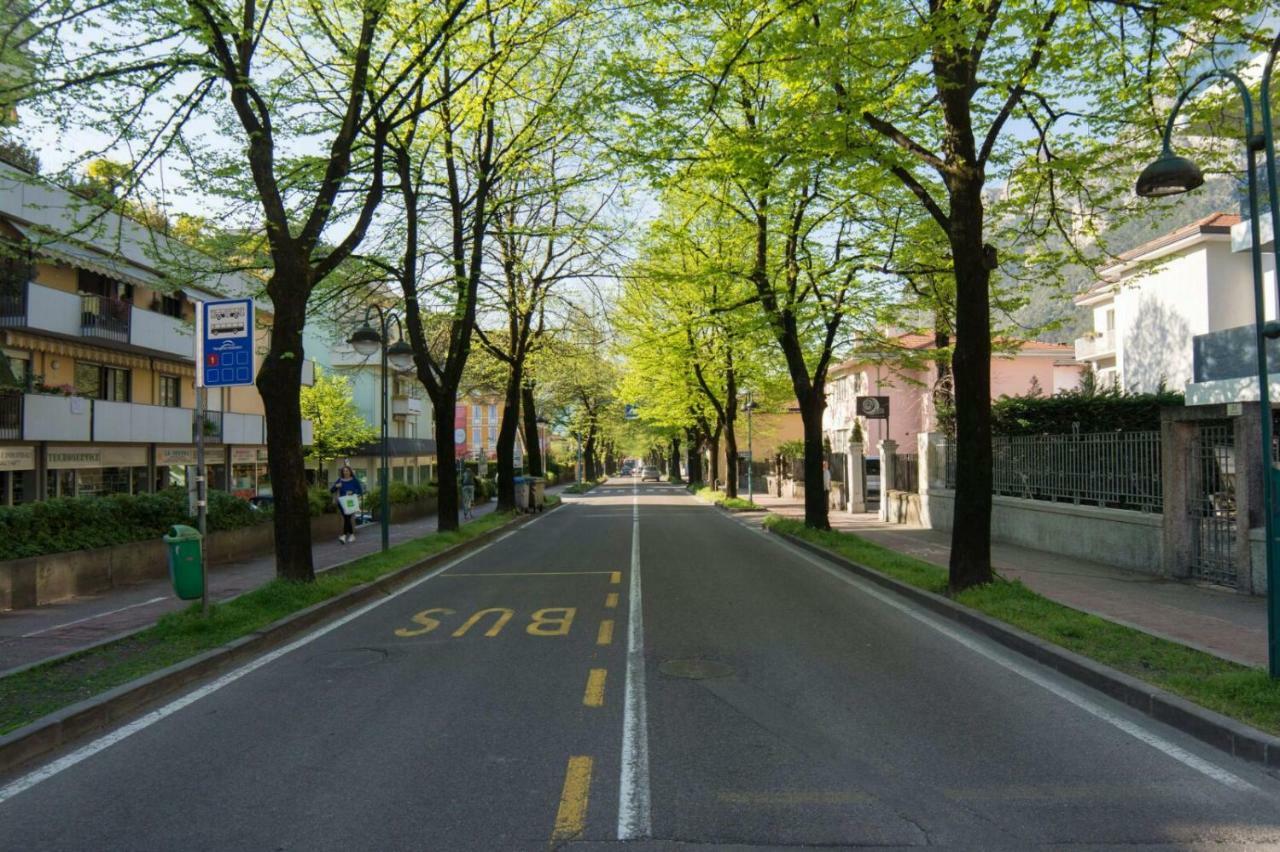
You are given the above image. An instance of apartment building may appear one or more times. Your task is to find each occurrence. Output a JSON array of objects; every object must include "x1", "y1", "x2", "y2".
[
  {"x1": 1073, "y1": 212, "x2": 1258, "y2": 394},
  {"x1": 0, "y1": 162, "x2": 313, "y2": 505},
  {"x1": 825, "y1": 332, "x2": 1082, "y2": 453}
]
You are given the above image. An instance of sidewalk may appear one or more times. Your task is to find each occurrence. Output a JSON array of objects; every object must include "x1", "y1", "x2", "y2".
[
  {"x1": 747, "y1": 492, "x2": 1270, "y2": 669},
  {"x1": 0, "y1": 487, "x2": 565, "y2": 675}
]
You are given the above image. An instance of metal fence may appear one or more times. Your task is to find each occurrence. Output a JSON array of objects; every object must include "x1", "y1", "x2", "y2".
[
  {"x1": 943, "y1": 431, "x2": 1162, "y2": 511},
  {"x1": 0, "y1": 389, "x2": 20, "y2": 440},
  {"x1": 892, "y1": 453, "x2": 919, "y2": 493}
]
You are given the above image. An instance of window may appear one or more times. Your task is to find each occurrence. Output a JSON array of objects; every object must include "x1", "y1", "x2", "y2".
[
  {"x1": 78, "y1": 269, "x2": 133, "y2": 301},
  {"x1": 74, "y1": 362, "x2": 130, "y2": 401},
  {"x1": 159, "y1": 375, "x2": 181, "y2": 408},
  {"x1": 3, "y1": 350, "x2": 29, "y2": 388},
  {"x1": 1105, "y1": 309, "x2": 1115, "y2": 331},
  {"x1": 160, "y1": 293, "x2": 183, "y2": 318}
]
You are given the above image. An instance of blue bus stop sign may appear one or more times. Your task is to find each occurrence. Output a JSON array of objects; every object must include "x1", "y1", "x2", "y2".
[{"x1": 196, "y1": 298, "x2": 255, "y2": 388}]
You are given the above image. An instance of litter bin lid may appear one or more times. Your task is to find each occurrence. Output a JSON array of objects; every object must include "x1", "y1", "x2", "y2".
[
  {"x1": 514, "y1": 475, "x2": 527, "y2": 483},
  {"x1": 164, "y1": 524, "x2": 202, "y2": 541}
]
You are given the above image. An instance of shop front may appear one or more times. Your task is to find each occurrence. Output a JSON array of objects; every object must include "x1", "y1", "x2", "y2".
[
  {"x1": 156, "y1": 446, "x2": 227, "y2": 493},
  {"x1": 46, "y1": 445, "x2": 149, "y2": 498},
  {"x1": 0, "y1": 445, "x2": 36, "y2": 506},
  {"x1": 230, "y1": 447, "x2": 271, "y2": 498}
]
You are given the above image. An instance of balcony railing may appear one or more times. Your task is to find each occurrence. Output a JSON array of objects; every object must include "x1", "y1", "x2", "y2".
[
  {"x1": 81, "y1": 294, "x2": 131, "y2": 342},
  {"x1": 196, "y1": 409, "x2": 224, "y2": 443},
  {"x1": 0, "y1": 389, "x2": 20, "y2": 439},
  {"x1": 0, "y1": 284, "x2": 25, "y2": 328},
  {"x1": 1074, "y1": 329, "x2": 1116, "y2": 361}
]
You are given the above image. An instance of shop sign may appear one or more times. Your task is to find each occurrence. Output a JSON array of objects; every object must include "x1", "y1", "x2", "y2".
[
  {"x1": 231, "y1": 447, "x2": 269, "y2": 464},
  {"x1": 0, "y1": 446, "x2": 35, "y2": 471},
  {"x1": 157, "y1": 447, "x2": 198, "y2": 466},
  {"x1": 48, "y1": 446, "x2": 148, "y2": 469}
]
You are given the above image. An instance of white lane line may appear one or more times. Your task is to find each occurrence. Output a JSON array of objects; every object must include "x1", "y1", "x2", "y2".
[
  {"x1": 749, "y1": 519, "x2": 1259, "y2": 794},
  {"x1": 20, "y1": 597, "x2": 170, "y2": 638},
  {"x1": 0, "y1": 531, "x2": 517, "y2": 807},
  {"x1": 618, "y1": 477, "x2": 652, "y2": 839}
]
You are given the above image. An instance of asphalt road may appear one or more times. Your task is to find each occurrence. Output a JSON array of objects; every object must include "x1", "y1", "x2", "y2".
[{"x1": 2, "y1": 479, "x2": 1280, "y2": 850}]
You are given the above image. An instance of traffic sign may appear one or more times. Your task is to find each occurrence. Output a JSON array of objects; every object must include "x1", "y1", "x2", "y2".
[
  {"x1": 196, "y1": 299, "x2": 255, "y2": 388},
  {"x1": 624, "y1": 403, "x2": 639, "y2": 420}
]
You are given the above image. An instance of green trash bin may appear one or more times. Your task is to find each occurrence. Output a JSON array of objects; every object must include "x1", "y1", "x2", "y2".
[{"x1": 163, "y1": 524, "x2": 204, "y2": 601}]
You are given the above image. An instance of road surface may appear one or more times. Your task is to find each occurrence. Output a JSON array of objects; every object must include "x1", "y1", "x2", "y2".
[{"x1": 2, "y1": 480, "x2": 1278, "y2": 850}]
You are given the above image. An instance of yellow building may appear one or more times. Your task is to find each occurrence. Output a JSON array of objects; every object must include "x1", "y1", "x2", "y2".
[{"x1": 0, "y1": 162, "x2": 313, "y2": 505}]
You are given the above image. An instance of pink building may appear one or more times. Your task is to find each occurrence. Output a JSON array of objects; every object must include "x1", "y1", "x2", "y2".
[{"x1": 824, "y1": 333, "x2": 1083, "y2": 454}]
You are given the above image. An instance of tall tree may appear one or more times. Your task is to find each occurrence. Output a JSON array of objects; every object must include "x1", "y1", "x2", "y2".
[{"x1": 18, "y1": 0, "x2": 471, "y2": 580}]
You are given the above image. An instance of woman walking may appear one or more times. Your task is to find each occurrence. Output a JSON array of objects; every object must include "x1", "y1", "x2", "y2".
[{"x1": 330, "y1": 465, "x2": 364, "y2": 544}]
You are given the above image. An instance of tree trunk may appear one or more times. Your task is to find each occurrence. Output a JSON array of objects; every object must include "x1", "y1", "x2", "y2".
[
  {"x1": 685, "y1": 428, "x2": 703, "y2": 484},
  {"x1": 723, "y1": 368, "x2": 738, "y2": 498},
  {"x1": 800, "y1": 390, "x2": 830, "y2": 530},
  {"x1": 256, "y1": 283, "x2": 314, "y2": 583},
  {"x1": 434, "y1": 396, "x2": 460, "y2": 531},
  {"x1": 584, "y1": 431, "x2": 597, "y2": 481},
  {"x1": 947, "y1": 184, "x2": 994, "y2": 591},
  {"x1": 521, "y1": 385, "x2": 542, "y2": 477},
  {"x1": 495, "y1": 363, "x2": 522, "y2": 511},
  {"x1": 668, "y1": 436, "x2": 682, "y2": 482},
  {"x1": 708, "y1": 433, "x2": 720, "y2": 489}
]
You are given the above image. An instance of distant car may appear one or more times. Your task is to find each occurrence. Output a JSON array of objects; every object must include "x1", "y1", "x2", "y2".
[
  {"x1": 864, "y1": 457, "x2": 881, "y2": 496},
  {"x1": 248, "y1": 495, "x2": 274, "y2": 511},
  {"x1": 641, "y1": 465, "x2": 660, "y2": 482}
]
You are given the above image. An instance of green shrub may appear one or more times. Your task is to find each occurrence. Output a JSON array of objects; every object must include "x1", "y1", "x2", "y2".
[
  {"x1": 206, "y1": 490, "x2": 266, "y2": 532},
  {"x1": 991, "y1": 385, "x2": 1183, "y2": 436},
  {"x1": 307, "y1": 487, "x2": 333, "y2": 517}
]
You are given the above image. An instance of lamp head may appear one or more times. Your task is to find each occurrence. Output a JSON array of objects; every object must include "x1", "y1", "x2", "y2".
[
  {"x1": 1135, "y1": 149, "x2": 1204, "y2": 198},
  {"x1": 387, "y1": 339, "x2": 415, "y2": 372},
  {"x1": 348, "y1": 323, "x2": 382, "y2": 357}
]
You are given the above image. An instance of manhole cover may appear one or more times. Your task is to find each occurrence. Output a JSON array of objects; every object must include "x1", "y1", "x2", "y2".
[
  {"x1": 659, "y1": 659, "x2": 734, "y2": 680},
  {"x1": 314, "y1": 648, "x2": 388, "y2": 669}
]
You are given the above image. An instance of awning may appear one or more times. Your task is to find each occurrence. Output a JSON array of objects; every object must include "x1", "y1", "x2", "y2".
[
  {"x1": 9, "y1": 221, "x2": 168, "y2": 292},
  {"x1": 1, "y1": 328, "x2": 196, "y2": 376}
]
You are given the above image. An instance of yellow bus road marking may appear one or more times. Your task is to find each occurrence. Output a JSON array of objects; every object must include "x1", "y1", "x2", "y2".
[
  {"x1": 597, "y1": 619, "x2": 615, "y2": 646},
  {"x1": 551, "y1": 756, "x2": 593, "y2": 841},
  {"x1": 584, "y1": 668, "x2": 607, "y2": 707},
  {"x1": 610, "y1": 571, "x2": 622, "y2": 584},
  {"x1": 717, "y1": 790, "x2": 875, "y2": 805},
  {"x1": 605, "y1": 592, "x2": 619, "y2": 609}
]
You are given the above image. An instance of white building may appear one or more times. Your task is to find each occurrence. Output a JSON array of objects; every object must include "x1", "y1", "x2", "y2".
[{"x1": 1074, "y1": 212, "x2": 1265, "y2": 394}]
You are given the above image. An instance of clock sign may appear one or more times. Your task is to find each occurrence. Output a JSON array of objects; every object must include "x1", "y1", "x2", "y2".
[{"x1": 855, "y1": 395, "x2": 890, "y2": 419}]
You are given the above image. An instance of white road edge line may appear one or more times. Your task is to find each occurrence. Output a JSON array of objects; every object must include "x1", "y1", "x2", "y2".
[
  {"x1": 0, "y1": 527, "x2": 521, "y2": 807},
  {"x1": 20, "y1": 596, "x2": 170, "y2": 638},
  {"x1": 618, "y1": 477, "x2": 652, "y2": 839},
  {"x1": 740, "y1": 514, "x2": 1260, "y2": 795}
]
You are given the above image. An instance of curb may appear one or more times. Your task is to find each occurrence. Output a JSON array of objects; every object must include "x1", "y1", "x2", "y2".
[
  {"x1": 0, "y1": 507, "x2": 558, "y2": 778},
  {"x1": 771, "y1": 528, "x2": 1280, "y2": 771}
]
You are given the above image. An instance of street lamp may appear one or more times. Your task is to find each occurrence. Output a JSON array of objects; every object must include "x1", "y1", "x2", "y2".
[
  {"x1": 1136, "y1": 35, "x2": 1280, "y2": 677},
  {"x1": 743, "y1": 390, "x2": 756, "y2": 505},
  {"x1": 348, "y1": 306, "x2": 415, "y2": 552},
  {"x1": 536, "y1": 416, "x2": 549, "y2": 477}
]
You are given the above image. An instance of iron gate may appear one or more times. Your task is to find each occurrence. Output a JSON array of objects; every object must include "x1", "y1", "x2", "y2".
[{"x1": 1187, "y1": 421, "x2": 1237, "y2": 586}]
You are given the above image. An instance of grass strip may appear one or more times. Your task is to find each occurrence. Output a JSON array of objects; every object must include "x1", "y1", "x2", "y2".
[
  {"x1": 763, "y1": 515, "x2": 1280, "y2": 736},
  {"x1": 0, "y1": 511, "x2": 517, "y2": 736},
  {"x1": 565, "y1": 478, "x2": 606, "y2": 494},
  {"x1": 692, "y1": 486, "x2": 762, "y2": 511}
]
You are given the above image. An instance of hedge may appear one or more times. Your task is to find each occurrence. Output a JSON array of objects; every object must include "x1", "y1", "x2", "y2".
[
  {"x1": 0, "y1": 489, "x2": 270, "y2": 561},
  {"x1": 991, "y1": 386, "x2": 1183, "y2": 436}
]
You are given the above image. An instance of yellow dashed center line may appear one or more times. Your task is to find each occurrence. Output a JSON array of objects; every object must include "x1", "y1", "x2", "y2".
[
  {"x1": 583, "y1": 668, "x2": 607, "y2": 707},
  {"x1": 597, "y1": 619, "x2": 615, "y2": 646},
  {"x1": 551, "y1": 756, "x2": 593, "y2": 841},
  {"x1": 605, "y1": 592, "x2": 619, "y2": 609},
  {"x1": 609, "y1": 571, "x2": 621, "y2": 584}
]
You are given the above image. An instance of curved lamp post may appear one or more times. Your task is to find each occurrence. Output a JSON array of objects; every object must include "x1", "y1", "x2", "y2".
[
  {"x1": 1136, "y1": 35, "x2": 1280, "y2": 677},
  {"x1": 348, "y1": 306, "x2": 415, "y2": 552}
]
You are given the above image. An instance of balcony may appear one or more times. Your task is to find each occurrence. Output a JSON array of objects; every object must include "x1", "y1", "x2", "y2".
[
  {"x1": 129, "y1": 306, "x2": 192, "y2": 359},
  {"x1": 90, "y1": 399, "x2": 192, "y2": 443},
  {"x1": 392, "y1": 395, "x2": 424, "y2": 418},
  {"x1": 22, "y1": 393, "x2": 92, "y2": 441},
  {"x1": 81, "y1": 294, "x2": 131, "y2": 343},
  {"x1": 1074, "y1": 329, "x2": 1116, "y2": 361}
]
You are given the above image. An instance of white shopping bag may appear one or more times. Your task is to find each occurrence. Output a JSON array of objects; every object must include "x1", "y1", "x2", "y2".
[{"x1": 337, "y1": 494, "x2": 361, "y2": 515}]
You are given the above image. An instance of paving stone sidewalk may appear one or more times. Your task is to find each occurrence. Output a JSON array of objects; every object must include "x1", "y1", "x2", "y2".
[
  {"x1": 0, "y1": 486, "x2": 568, "y2": 675},
  {"x1": 746, "y1": 492, "x2": 1270, "y2": 669}
]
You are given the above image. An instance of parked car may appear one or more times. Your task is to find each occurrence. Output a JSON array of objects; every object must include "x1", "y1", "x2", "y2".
[
  {"x1": 641, "y1": 465, "x2": 661, "y2": 482},
  {"x1": 864, "y1": 457, "x2": 881, "y2": 496},
  {"x1": 248, "y1": 494, "x2": 274, "y2": 511}
]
